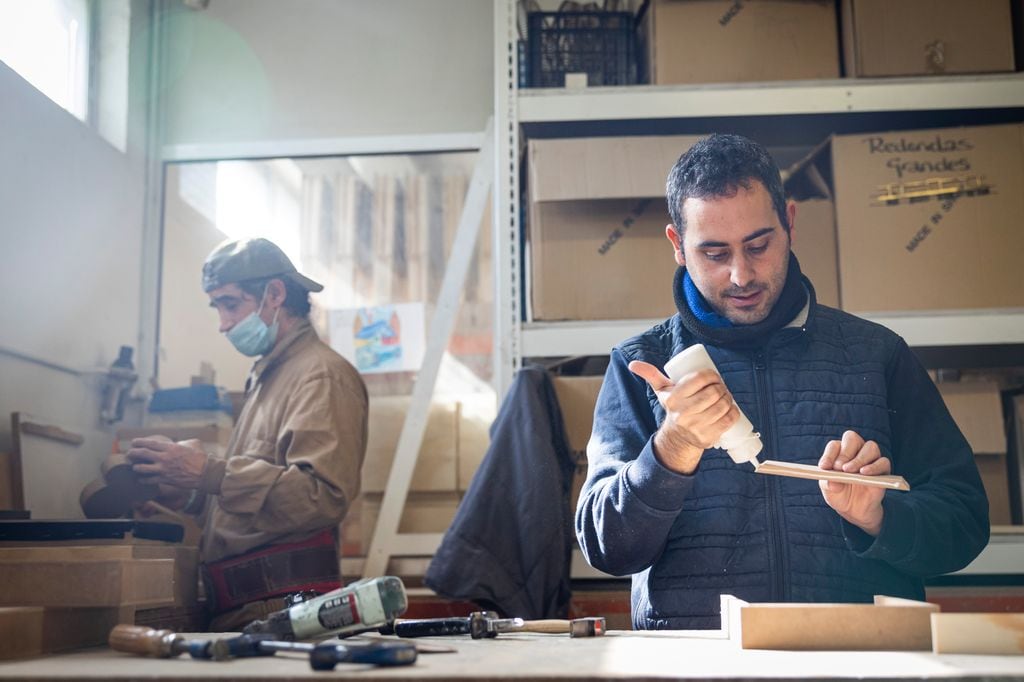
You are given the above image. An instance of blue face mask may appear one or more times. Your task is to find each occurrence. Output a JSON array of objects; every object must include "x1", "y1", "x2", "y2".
[{"x1": 226, "y1": 293, "x2": 280, "y2": 357}]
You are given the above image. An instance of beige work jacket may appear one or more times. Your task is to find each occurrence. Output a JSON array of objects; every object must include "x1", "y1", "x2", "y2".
[{"x1": 194, "y1": 319, "x2": 368, "y2": 563}]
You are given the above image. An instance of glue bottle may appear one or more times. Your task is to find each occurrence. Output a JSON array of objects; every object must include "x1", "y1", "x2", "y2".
[{"x1": 663, "y1": 344, "x2": 763, "y2": 468}]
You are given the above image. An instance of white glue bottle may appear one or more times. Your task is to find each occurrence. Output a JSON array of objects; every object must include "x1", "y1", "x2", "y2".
[{"x1": 663, "y1": 344, "x2": 763, "y2": 468}]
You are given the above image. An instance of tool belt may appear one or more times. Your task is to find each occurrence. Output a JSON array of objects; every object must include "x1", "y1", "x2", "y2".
[{"x1": 201, "y1": 528, "x2": 341, "y2": 614}]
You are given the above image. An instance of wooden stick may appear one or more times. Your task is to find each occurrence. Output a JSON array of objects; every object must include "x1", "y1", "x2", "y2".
[{"x1": 755, "y1": 460, "x2": 910, "y2": 491}]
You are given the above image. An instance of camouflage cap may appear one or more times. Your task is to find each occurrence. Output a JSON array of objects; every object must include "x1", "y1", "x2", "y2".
[{"x1": 201, "y1": 238, "x2": 323, "y2": 293}]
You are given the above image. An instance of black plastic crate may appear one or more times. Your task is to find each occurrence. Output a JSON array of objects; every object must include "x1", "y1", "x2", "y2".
[{"x1": 526, "y1": 11, "x2": 638, "y2": 88}]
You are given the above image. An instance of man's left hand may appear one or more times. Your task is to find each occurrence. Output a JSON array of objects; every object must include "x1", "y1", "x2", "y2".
[
  {"x1": 127, "y1": 437, "x2": 208, "y2": 490},
  {"x1": 818, "y1": 430, "x2": 890, "y2": 536}
]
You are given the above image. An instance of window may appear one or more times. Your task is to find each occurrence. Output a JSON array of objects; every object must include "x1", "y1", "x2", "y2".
[{"x1": 0, "y1": 0, "x2": 91, "y2": 121}]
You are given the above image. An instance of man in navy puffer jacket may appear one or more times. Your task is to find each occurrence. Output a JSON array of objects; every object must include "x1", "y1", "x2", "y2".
[{"x1": 575, "y1": 133, "x2": 989, "y2": 630}]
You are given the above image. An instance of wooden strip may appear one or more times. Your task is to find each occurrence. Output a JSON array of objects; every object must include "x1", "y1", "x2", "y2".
[
  {"x1": 19, "y1": 420, "x2": 84, "y2": 446},
  {"x1": 756, "y1": 460, "x2": 910, "y2": 491},
  {"x1": 931, "y1": 612, "x2": 1024, "y2": 654}
]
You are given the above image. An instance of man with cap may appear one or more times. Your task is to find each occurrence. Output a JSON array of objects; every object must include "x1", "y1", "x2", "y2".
[{"x1": 127, "y1": 238, "x2": 368, "y2": 631}]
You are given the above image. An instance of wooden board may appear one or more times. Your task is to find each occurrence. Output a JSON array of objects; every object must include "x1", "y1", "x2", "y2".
[
  {"x1": 0, "y1": 558, "x2": 175, "y2": 608},
  {"x1": 0, "y1": 545, "x2": 198, "y2": 608},
  {"x1": 931, "y1": 613, "x2": 1024, "y2": 654},
  {"x1": 756, "y1": 460, "x2": 910, "y2": 491},
  {"x1": 726, "y1": 595, "x2": 937, "y2": 651},
  {"x1": 0, "y1": 606, "x2": 127, "y2": 660}
]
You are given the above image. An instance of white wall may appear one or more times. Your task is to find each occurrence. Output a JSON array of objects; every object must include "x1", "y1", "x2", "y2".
[
  {"x1": 0, "y1": 14, "x2": 150, "y2": 516},
  {"x1": 160, "y1": 0, "x2": 494, "y2": 147}
]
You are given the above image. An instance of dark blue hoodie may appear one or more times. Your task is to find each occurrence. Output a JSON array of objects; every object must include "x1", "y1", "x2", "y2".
[{"x1": 575, "y1": 273, "x2": 989, "y2": 630}]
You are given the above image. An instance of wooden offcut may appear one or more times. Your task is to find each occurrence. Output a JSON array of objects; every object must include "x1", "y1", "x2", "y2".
[
  {"x1": 931, "y1": 613, "x2": 1024, "y2": 654},
  {"x1": 0, "y1": 606, "x2": 125, "y2": 660},
  {"x1": 0, "y1": 558, "x2": 175, "y2": 608},
  {"x1": 727, "y1": 595, "x2": 937, "y2": 651},
  {"x1": 756, "y1": 460, "x2": 910, "y2": 491}
]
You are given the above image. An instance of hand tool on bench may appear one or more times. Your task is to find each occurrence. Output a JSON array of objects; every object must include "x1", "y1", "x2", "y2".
[
  {"x1": 248, "y1": 638, "x2": 416, "y2": 669},
  {"x1": 388, "y1": 610, "x2": 507, "y2": 638},
  {"x1": 109, "y1": 625, "x2": 417, "y2": 668},
  {"x1": 392, "y1": 613, "x2": 605, "y2": 638},
  {"x1": 108, "y1": 625, "x2": 274, "y2": 660}
]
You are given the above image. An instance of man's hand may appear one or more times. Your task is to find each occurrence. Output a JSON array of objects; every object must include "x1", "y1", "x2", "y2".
[
  {"x1": 629, "y1": 361, "x2": 739, "y2": 475},
  {"x1": 135, "y1": 484, "x2": 192, "y2": 517},
  {"x1": 127, "y1": 437, "x2": 208, "y2": 490},
  {"x1": 818, "y1": 430, "x2": 890, "y2": 536}
]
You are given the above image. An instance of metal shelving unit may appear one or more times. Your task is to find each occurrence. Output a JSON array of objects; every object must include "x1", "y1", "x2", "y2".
[
  {"x1": 518, "y1": 73, "x2": 1024, "y2": 122},
  {"x1": 493, "y1": 0, "x2": 1024, "y2": 576},
  {"x1": 522, "y1": 310, "x2": 1024, "y2": 358}
]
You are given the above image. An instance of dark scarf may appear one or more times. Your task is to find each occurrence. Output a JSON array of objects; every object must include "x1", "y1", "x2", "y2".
[{"x1": 674, "y1": 252, "x2": 809, "y2": 350}]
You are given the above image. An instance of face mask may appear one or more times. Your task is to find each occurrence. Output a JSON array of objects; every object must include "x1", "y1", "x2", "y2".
[{"x1": 226, "y1": 292, "x2": 280, "y2": 357}]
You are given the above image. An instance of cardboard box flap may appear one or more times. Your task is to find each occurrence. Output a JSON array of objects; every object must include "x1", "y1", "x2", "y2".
[
  {"x1": 528, "y1": 136, "x2": 699, "y2": 203},
  {"x1": 936, "y1": 380, "x2": 1007, "y2": 455},
  {"x1": 782, "y1": 137, "x2": 834, "y2": 201}
]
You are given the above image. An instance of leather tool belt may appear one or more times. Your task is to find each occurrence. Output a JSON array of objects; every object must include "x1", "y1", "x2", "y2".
[{"x1": 202, "y1": 528, "x2": 341, "y2": 614}]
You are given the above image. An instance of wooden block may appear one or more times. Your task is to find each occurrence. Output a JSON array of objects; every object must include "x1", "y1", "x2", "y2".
[
  {"x1": 0, "y1": 558, "x2": 175, "y2": 608},
  {"x1": 735, "y1": 595, "x2": 937, "y2": 650},
  {"x1": 0, "y1": 606, "x2": 127, "y2": 660},
  {"x1": 931, "y1": 612, "x2": 1024, "y2": 654},
  {"x1": 0, "y1": 545, "x2": 197, "y2": 608},
  {"x1": 756, "y1": 460, "x2": 910, "y2": 491}
]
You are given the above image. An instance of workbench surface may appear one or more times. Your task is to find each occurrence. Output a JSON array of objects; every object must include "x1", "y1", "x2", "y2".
[{"x1": 1, "y1": 632, "x2": 1022, "y2": 681}]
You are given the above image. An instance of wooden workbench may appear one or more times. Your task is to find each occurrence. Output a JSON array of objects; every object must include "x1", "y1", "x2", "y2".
[{"x1": 0, "y1": 632, "x2": 1022, "y2": 681}]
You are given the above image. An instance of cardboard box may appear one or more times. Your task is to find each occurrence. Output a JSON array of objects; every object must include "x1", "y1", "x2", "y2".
[
  {"x1": 528, "y1": 136, "x2": 698, "y2": 321},
  {"x1": 791, "y1": 198, "x2": 840, "y2": 308},
  {"x1": 362, "y1": 397, "x2": 459, "y2": 493},
  {"x1": 826, "y1": 124, "x2": 1024, "y2": 313},
  {"x1": 841, "y1": 0, "x2": 1014, "y2": 77},
  {"x1": 936, "y1": 380, "x2": 1011, "y2": 525},
  {"x1": 645, "y1": 0, "x2": 839, "y2": 85},
  {"x1": 551, "y1": 376, "x2": 604, "y2": 512}
]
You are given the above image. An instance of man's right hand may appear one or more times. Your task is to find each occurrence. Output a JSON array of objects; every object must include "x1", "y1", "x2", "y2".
[{"x1": 628, "y1": 361, "x2": 740, "y2": 475}]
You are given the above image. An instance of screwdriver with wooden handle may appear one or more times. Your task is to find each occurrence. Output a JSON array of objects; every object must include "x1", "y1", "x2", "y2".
[{"x1": 108, "y1": 625, "x2": 274, "y2": 660}]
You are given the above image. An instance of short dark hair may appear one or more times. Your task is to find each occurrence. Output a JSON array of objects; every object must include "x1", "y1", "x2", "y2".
[
  {"x1": 238, "y1": 276, "x2": 312, "y2": 318},
  {"x1": 666, "y1": 133, "x2": 789, "y2": 237}
]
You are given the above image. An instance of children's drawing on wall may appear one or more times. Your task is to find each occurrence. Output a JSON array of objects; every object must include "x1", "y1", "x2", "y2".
[{"x1": 328, "y1": 303, "x2": 425, "y2": 374}]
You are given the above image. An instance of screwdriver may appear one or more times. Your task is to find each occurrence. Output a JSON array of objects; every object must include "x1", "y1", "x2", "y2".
[
  {"x1": 258, "y1": 639, "x2": 417, "y2": 670},
  {"x1": 108, "y1": 625, "x2": 275, "y2": 661}
]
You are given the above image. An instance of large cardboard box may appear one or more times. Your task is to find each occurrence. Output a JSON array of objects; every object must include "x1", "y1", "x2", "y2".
[
  {"x1": 841, "y1": 0, "x2": 1014, "y2": 77},
  {"x1": 551, "y1": 376, "x2": 604, "y2": 512},
  {"x1": 936, "y1": 380, "x2": 1011, "y2": 525},
  {"x1": 791, "y1": 198, "x2": 840, "y2": 309},
  {"x1": 528, "y1": 136, "x2": 697, "y2": 321},
  {"x1": 645, "y1": 0, "x2": 839, "y2": 85},
  {"x1": 828, "y1": 124, "x2": 1024, "y2": 313},
  {"x1": 362, "y1": 397, "x2": 459, "y2": 493}
]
